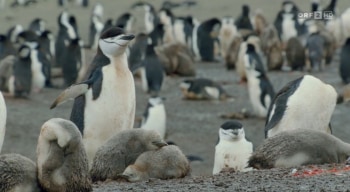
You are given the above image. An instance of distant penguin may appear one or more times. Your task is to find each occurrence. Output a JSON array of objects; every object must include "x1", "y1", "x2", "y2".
[
  {"x1": 0, "y1": 92, "x2": 6, "y2": 152},
  {"x1": 121, "y1": 145, "x2": 190, "y2": 182},
  {"x1": 9, "y1": 45, "x2": 32, "y2": 97},
  {"x1": 90, "y1": 129, "x2": 167, "y2": 182},
  {"x1": 88, "y1": 4, "x2": 104, "y2": 50},
  {"x1": 219, "y1": 16, "x2": 238, "y2": 61},
  {"x1": 140, "y1": 96, "x2": 166, "y2": 139},
  {"x1": 179, "y1": 78, "x2": 232, "y2": 100},
  {"x1": 128, "y1": 33, "x2": 148, "y2": 72},
  {"x1": 28, "y1": 18, "x2": 46, "y2": 35},
  {"x1": 55, "y1": 11, "x2": 78, "y2": 68},
  {"x1": 37, "y1": 118, "x2": 92, "y2": 192},
  {"x1": 102, "y1": 19, "x2": 114, "y2": 33},
  {"x1": 224, "y1": 35, "x2": 242, "y2": 70},
  {"x1": 285, "y1": 37, "x2": 306, "y2": 71},
  {"x1": 131, "y1": 2, "x2": 158, "y2": 34},
  {"x1": 235, "y1": 5, "x2": 254, "y2": 31},
  {"x1": 0, "y1": 154, "x2": 41, "y2": 192},
  {"x1": 62, "y1": 38, "x2": 83, "y2": 87},
  {"x1": 76, "y1": 0, "x2": 89, "y2": 7},
  {"x1": 29, "y1": 44, "x2": 46, "y2": 93},
  {"x1": 306, "y1": 31, "x2": 325, "y2": 72},
  {"x1": 116, "y1": 13, "x2": 135, "y2": 33},
  {"x1": 7, "y1": 24, "x2": 24, "y2": 43},
  {"x1": 281, "y1": 13, "x2": 298, "y2": 42},
  {"x1": 274, "y1": 1, "x2": 299, "y2": 42},
  {"x1": 213, "y1": 121, "x2": 253, "y2": 175},
  {"x1": 158, "y1": 8, "x2": 176, "y2": 43},
  {"x1": 323, "y1": 0, "x2": 337, "y2": 16},
  {"x1": 340, "y1": 38, "x2": 350, "y2": 84},
  {"x1": 0, "y1": 35, "x2": 16, "y2": 60},
  {"x1": 140, "y1": 38, "x2": 164, "y2": 95},
  {"x1": 38, "y1": 30, "x2": 55, "y2": 64},
  {"x1": 248, "y1": 129, "x2": 350, "y2": 169},
  {"x1": 244, "y1": 44, "x2": 274, "y2": 118},
  {"x1": 265, "y1": 75, "x2": 336, "y2": 138},
  {"x1": 195, "y1": 18, "x2": 221, "y2": 62},
  {"x1": 50, "y1": 27, "x2": 136, "y2": 166}
]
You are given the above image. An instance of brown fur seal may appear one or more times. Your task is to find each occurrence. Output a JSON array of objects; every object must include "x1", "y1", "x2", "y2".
[
  {"x1": 0, "y1": 153, "x2": 42, "y2": 192},
  {"x1": 248, "y1": 129, "x2": 350, "y2": 169},
  {"x1": 121, "y1": 145, "x2": 190, "y2": 182},
  {"x1": 90, "y1": 129, "x2": 168, "y2": 182},
  {"x1": 36, "y1": 118, "x2": 92, "y2": 192}
]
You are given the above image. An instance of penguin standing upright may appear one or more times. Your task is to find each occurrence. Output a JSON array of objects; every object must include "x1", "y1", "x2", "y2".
[
  {"x1": 265, "y1": 75, "x2": 336, "y2": 138},
  {"x1": 88, "y1": 3, "x2": 104, "y2": 50},
  {"x1": 235, "y1": 4, "x2": 254, "y2": 34},
  {"x1": 0, "y1": 35, "x2": 15, "y2": 60},
  {"x1": 306, "y1": 29, "x2": 325, "y2": 72},
  {"x1": 195, "y1": 18, "x2": 221, "y2": 62},
  {"x1": 28, "y1": 18, "x2": 46, "y2": 35},
  {"x1": 219, "y1": 16, "x2": 238, "y2": 60},
  {"x1": 116, "y1": 13, "x2": 135, "y2": 33},
  {"x1": 140, "y1": 96, "x2": 166, "y2": 139},
  {"x1": 213, "y1": 121, "x2": 253, "y2": 175},
  {"x1": 340, "y1": 38, "x2": 350, "y2": 84},
  {"x1": 128, "y1": 33, "x2": 148, "y2": 72},
  {"x1": 244, "y1": 43, "x2": 275, "y2": 118},
  {"x1": 62, "y1": 38, "x2": 83, "y2": 87},
  {"x1": 140, "y1": 38, "x2": 164, "y2": 95},
  {"x1": 131, "y1": 2, "x2": 159, "y2": 34},
  {"x1": 50, "y1": 27, "x2": 136, "y2": 166}
]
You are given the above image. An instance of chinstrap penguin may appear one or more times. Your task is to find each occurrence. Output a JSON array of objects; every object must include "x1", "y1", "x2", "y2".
[
  {"x1": 50, "y1": 27, "x2": 136, "y2": 166},
  {"x1": 265, "y1": 75, "x2": 336, "y2": 138},
  {"x1": 213, "y1": 121, "x2": 253, "y2": 175},
  {"x1": 140, "y1": 96, "x2": 166, "y2": 139}
]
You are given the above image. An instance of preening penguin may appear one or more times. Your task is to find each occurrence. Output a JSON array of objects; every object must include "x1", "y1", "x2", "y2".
[
  {"x1": 50, "y1": 27, "x2": 136, "y2": 166},
  {"x1": 140, "y1": 96, "x2": 167, "y2": 139},
  {"x1": 0, "y1": 154, "x2": 42, "y2": 192},
  {"x1": 90, "y1": 129, "x2": 167, "y2": 182},
  {"x1": 265, "y1": 75, "x2": 336, "y2": 138},
  {"x1": 213, "y1": 121, "x2": 253, "y2": 175},
  {"x1": 37, "y1": 118, "x2": 92, "y2": 192},
  {"x1": 121, "y1": 145, "x2": 190, "y2": 182},
  {"x1": 179, "y1": 78, "x2": 232, "y2": 100},
  {"x1": 339, "y1": 38, "x2": 350, "y2": 84},
  {"x1": 244, "y1": 43, "x2": 275, "y2": 118},
  {"x1": 248, "y1": 129, "x2": 350, "y2": 169},
  {"x1": 0, "y1": 91, "x2": 6, "y2": 152}
]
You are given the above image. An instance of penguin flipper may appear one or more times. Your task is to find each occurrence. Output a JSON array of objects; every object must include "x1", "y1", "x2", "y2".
[{"x1": 50, "y1": 83, "x2": 89, "y2": 109}]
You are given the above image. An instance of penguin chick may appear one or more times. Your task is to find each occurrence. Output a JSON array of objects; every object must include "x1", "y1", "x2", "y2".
[
  {"x1": 37, "y1": 118, "x2": 92, "y2": 192},
  {"x1": 213, "y1": 121, "x2": 253, "y2": 175},
  {"x1": 179, "y1": 78, "x2": 232, "y2": 100},
  {"x1": 265, "y1": 75, "x2": 336, "y2": 138},
  {"x1": 0, "y1": 154, "x2": 42, "y2": 192},
  {"x1": 244, "y1": 43, "x2": 275, "y2": 118},
  {"x1": 121, "y1": 145, "x2": 190, "y2": 182},
  {"x1": 140, "y1": 96, "x2": 166, "y2": 139},
  {"x1": 90, "y1": 129, "x2": 168, "y2": 182},
  {"x1": 248, "y1": 129, "x2": 350, "y2": 169}
]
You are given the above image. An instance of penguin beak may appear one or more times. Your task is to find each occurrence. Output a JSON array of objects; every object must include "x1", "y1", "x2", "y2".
[
  {"x1": 152, "y1": 141, "x2": 168, "y2": 148},
  {"x1": 119, "y1": 34, "x2": 135, "y2": 41},
  {"x1": 114, "y1": 34, "x2": 135, "y2": 47}
]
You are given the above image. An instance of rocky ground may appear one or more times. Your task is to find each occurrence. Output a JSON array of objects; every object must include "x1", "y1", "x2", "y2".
[{"x1": 1, "y1": 0, "x2": 350, "y2": 191}]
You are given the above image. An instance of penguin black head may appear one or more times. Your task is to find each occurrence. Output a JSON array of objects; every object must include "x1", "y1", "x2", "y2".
[
  {"x1": 179, "y1": 79, "x2": 193, "y2": 91},
  {"x1": 246, "y1": 43, "x2": 255, "y2": 53},
  {"x1": 17, "y1": 44, "x2": 31, "y2": 59},
  {"x1": 16, "y1": 30, "x2": 39, "y2": 44},
  {"x1": 219, "y1": 121, "x2": 245, "y2": 141},
  {"x1": 40, "y1": 30, "x2": 54, "y2": 40},
  {"x1": 242, "y1": 4, "x2": 250, "y2": 16},
  {"x1": 99, "y1": 27, "x2": 135, "y2": 57}
]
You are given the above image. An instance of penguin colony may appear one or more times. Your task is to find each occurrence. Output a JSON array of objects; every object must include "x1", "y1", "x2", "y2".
[{"x1": 0, "y1": 0, "x2": 350, "y2": 190}]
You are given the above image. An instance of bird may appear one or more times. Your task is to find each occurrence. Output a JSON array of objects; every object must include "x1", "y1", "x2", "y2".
[{"x1": 213, "y1": 121, "x2": 253, "y2": 175}]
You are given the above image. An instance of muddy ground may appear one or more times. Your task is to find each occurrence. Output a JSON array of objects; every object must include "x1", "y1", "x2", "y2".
[{"x1": 1, "y1": 0, "x2": 350, "y2": 191}]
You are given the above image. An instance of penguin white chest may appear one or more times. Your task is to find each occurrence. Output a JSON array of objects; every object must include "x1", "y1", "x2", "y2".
[
  {"x1": 141, "y1": 104, "x2": 166, "y2": 139},
  {"x1": 246, "y1": 76, "x2": 269, "y2": 117},
  {"x1": 213, "y1": 139, "x2": 253, "y2": 174},
  {"x1": 83, "y1": 63, "x2": 136, "y2": 163},
  {"x1": 30, "y1": 50, "x2": 46, "y2": 93},
  {"x1": 282, "y1": 16, "x2": 297, "y2": 42},
  {"x1": 174, "y1": 20, "x2": 186, "y2": 45}
]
